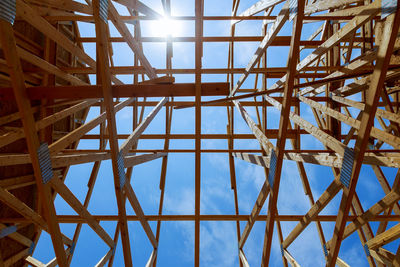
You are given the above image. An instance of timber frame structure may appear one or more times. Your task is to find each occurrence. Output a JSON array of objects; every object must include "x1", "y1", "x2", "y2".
[{"x1": 0, "y1": 0, "x2": 400, "y2": 266}]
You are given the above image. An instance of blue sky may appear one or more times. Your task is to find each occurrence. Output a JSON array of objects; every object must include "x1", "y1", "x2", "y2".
[{"x1": 31, "y1": 0, "x2": 400, "y2": 266}]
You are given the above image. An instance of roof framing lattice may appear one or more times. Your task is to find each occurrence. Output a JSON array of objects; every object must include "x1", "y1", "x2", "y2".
[{"x1": 1, "y1": 0, "x2": 400, "y2": 266}]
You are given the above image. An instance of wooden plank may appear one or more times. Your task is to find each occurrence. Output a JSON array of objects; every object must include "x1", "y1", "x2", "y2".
[
  {"x1": 262, "y1": 4, "x2": 306, "y2": 264},
  {"x1": 0, "y1": 83, "x2": 229, "y2": 100},
  {"x1": 298, "y1": 50, "x2": 377, "y2": 96},
  {"x1": 16, "y1": 0, "x2": 94, "y2": 69},
  {"x1": 64, "y1": 159, "x2": 103, "y2": 265},
  {"x1": 120, "y1": 98, "x2": 168, "y2": 156},
  {"x1": 305, "y1": 0, "x2": 363, "y2": 15},
  {"x1": 145, "y1": 250, "x2": 157, "y2": 267},
  {"x1": 283, "y1": 249, "x2": 301, "y2": 267},
  {"x1": 239, "y1": 182, "x2": 270, "y2": 248},
  {"x1": 28, "y1": 0, "x2": 92, "y2": 15},
  {"x1": 194, "y1": 0, "x2": 203, "y2": 265},
  {"x1": 94, "y1": 249, "x2": 113, "y2": 267},
  {"x1": 124, "y1": 183, "x2": 158, "y2": 248},
  {"x1": 25, "y1": 256, "x2": 46, "y2": 267},
  {"x1": 0, "y1": 175, "x2": 35, "y2": 190},
  {"x1": 92, "y1": 1, "x2": 133, "y2": 265},
  {"x1": 0, "y1": 106, "x2": 39, "y2": 126},
  {"x1": 14, "y1": 45, "x2": 88, "y2": 86},
  {"x1": 370, "y1": 248, "x2": 396, "y2": 266},
  {"x1": 366, "y1": 223, "x2": 400, "y2": 249},
  {"x1": 124, "y1": 153, "x2": 167, "y2": 168},
  {"x1": 233, "y1": 152, "x2": 400, "y2": 168},
  {"x1": 233, "y1": 100, "x2": 274, "y2": 153},
  {"x1": 4, "y1": 214, "x2": 400, "y2": 223},
  {"x1": 239, "y1": 249, "x2": 250, "y2": 267}
]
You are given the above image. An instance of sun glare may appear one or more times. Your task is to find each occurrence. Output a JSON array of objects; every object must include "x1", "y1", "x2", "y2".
[{"x1": 151, "y1": 17, "x2": 182, "y2": 37}]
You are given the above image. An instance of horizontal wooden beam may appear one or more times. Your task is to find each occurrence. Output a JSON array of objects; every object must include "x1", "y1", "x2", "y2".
[
  {"x1": 233, "y1": 152, "x2": 400, "y2": 168},
  {"x1": 2, "y1": 214, "x2": 400, "y2": 223},
  {"x1": 0, "y1": 83, "x2": 229, "y2": 100}
]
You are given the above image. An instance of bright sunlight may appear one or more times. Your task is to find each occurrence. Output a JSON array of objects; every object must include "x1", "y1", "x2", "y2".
[{"x1": 150, "y1": 17, "x2": 182, "y2": 37}]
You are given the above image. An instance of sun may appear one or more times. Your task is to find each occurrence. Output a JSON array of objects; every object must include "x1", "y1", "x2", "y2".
[{"x1": 150, "y1": 17, "x2": 182, "y2": 37}]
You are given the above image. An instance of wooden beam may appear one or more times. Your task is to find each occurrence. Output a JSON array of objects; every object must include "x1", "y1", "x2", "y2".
[
  {"x1": 124, "y1": 182, "x2": 157, "y2": 248},
  {"x1": 2, "y1": 214, "x2": 400, "y2": 223},
  {"x1": 25, "y1": 256, "x2": 46, "y2": 267},
  {"x1": 120, "y1": 98, "x2": 168, "y2": 155},
  {"x1": 0, "y1": 83, "x2": 229, "y2": 100},
  {"x1": 4, "y1": 248, "x2": 30, "y2": 266},
  {"x1": 124, "y1": 153, "x2": 167, "y2": 168},
  {"x1": 93, "y1": 1, "x2": 133, "y2": 265},
  {"x1": 305, "y1": 0, "x2": 363, "y2": 15},
  {"x1": 366, "y1": 223, "x2": 400, "y2": 250},
  {"x1": 0, "y1": 175, "x2": 35, "y2": 190},
  {"x1": 239, "y1": 249, "x2": 250, "y2": 267},
  {"x1": 233, "y1": 152, "x2": 400, "y2": 168},
  {"x1": 262, "y1": 3, "x2": 305, "y2": 264},
  {"x1": 282, "y1": 249, "x2": 301, "y2": 267},
  {"x1": 370, "y1": 248, "x2": 396, "y2": 266},
  {"x1": 94, "y1": 249, "x2": 113, "y2": 267},
  {"x1": 194, "y1": 0, "x2": 203, "y2": 266},
  {"x1": 233, "y1": 100, "x2": 274, "y2": 153}
]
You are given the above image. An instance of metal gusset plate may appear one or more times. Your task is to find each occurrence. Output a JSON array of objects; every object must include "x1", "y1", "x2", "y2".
[
  {"x1": 382, "y1": 0, "x2": 397, "y2": 19},
  {"x1": 339, "y1": 147, "x2": 355, "y2": 188},
  {"x1": 268, "y1": 149, "x2": 277, "y2": 188},
  {"x1": 37, "y1": 143, "x2": 54, "y2": 184},
  {"x1": 117, "y1": 152, "x2": 126, "y2": 188},
  {"x1": 99, "y1": 0, "x2": 109, "y2": 22},
  {"x1": 0, "y1": 0, "x2": 16, "y2": 25}
]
